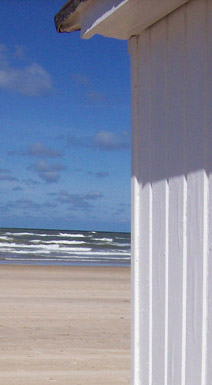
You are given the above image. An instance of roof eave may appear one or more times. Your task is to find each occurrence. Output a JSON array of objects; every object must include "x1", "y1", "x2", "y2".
[{"x1": 55, "y1": 0, "x2": 190, "y2": 40}]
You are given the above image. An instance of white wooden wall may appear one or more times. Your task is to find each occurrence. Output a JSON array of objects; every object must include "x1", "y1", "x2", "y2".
[{"x1": 129, "y1": 0, "x2": 212, "y2": 384}]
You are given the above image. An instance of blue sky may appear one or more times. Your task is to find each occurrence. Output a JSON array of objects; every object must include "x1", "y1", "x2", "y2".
[{"x1": 0, "y1": 0, "x2": 130, "y2": 232}]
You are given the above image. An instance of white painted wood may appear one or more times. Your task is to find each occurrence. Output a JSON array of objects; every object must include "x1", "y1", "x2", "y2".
[
  {"x1": 129, "y1": 0, "x2": 212, "y2": 384},
  {"x1": 151, "y1": 19, "x2": 168, "y2": 385},
  {"x1": 130, "y1": 35, "x2": 141, "y2": 385},
  {"x1": 207, "y1": 3, "x2": 212, "y2": 384},
  {"x1": 166, "y1": 9, "x2": 186, "y2": 385},
  {"x1": 130, "y1": 30, "x2": 153, "y2": 385},
  {"x1": 81, "y1": 0, "x2": 189, "y2": 40},
  {"x1": 185, "y1": 1, "x2": 207, "y2": 384}
]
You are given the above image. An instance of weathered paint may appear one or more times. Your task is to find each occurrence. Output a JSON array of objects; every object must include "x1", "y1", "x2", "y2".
[{"x1": 129, "y1": 0, "x2": 212, "y2": 384}]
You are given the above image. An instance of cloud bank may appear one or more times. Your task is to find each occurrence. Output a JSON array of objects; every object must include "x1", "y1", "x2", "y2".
[
  {"x1": 9, "y1": 142, "x2": 62, "y2": 158},
  {"x1": 29, "y1": 160, "x2": 66, "y2": 183},
  {"x1": 56, "y1": 190, "x2": 103, "y2": 211},
  {"x1": 68, "y1": 130, "x2": 130, "y2": 151},
  {"x1": 0, "y1": 169, "x2": 18, "y2": 182},
  {"x1": 0, "y1": 45, "x2": 52, "y2": 96}
]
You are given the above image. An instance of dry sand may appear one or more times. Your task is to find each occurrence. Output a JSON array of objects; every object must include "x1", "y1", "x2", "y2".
[{"x1": 0, "y1": 265, "x2": 130, "y2": 385}]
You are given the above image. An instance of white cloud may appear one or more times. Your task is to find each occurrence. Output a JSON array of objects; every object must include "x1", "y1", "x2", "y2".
[
  {"x1": 67, "y1": 130, "x2": 130, "y2": 151},
  {"x1": 27, "y1": 142, "x2": 62, "y2": 157},
  {"x1": 93, "y1": 131, "x2": 129, "y2": 150},
  {"x1": 0, "y1": 44, "x2": 52, "y2": 96},
  {"x1": 9, "y1": 142, "x2": 62, "y2": 158},
  {"x1": 29, "y1": 160, "x2": 66, "y2": 183},
  {"x1": 0, "y1": 62, "x2": 52, "y2": 96}
]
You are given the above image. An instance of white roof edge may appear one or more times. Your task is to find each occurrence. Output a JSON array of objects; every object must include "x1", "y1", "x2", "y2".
[
  {"x1": 81, "y1": 0, "x2": 129, "y2": 39},
  {"x1": 80, "y1": 0, "x2": 190, "y2": 40}
]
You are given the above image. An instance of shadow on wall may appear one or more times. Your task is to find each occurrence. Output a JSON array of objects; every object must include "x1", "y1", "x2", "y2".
[{"x1": 131, "y1": 3, "x2": 212, "y2": 184}]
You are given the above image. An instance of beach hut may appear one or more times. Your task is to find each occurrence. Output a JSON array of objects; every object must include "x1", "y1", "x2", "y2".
[{"x1": 55, "y1": 1, "x2": 212, "y2": 384}]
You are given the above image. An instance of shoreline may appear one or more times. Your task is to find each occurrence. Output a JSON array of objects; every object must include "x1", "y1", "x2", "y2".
[{"x1": 0, "y1": 265, "x2": 130, "y2": 385}]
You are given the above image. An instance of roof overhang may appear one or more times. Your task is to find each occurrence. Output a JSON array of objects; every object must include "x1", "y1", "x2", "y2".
[{"x1": 55, "y1": 0, "x2": 190, "y2": 40}]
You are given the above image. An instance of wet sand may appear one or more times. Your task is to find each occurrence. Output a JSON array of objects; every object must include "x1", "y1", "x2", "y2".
[{"x1": 0, "y1": 265, "x2": 130, "y2": 385}]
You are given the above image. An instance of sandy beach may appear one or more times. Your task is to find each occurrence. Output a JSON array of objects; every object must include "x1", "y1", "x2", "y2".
[{"x1": 0, "y1": 265, "x2": 130, "y2": 385}]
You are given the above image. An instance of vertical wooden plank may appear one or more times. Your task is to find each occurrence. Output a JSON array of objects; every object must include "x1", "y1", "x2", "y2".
[
  {"x1": 137, "y1": 30, "x2": 152, "y2": 385},
  {"x1": 129, "y1": 35, "x2": 141, "y2": 385},
  {"x1": 150, "y1": 18, "x2": 168, "y2": 385},
  {"x1": 130, "y1": 29, "x2": 153, "y2": 385},
  {"x1": 206, "y1": 0, "x2": 212, "y2": 383},
  {"x1": 185, "y1": 1, "x2": 207, "y2": 384},
  {"x1": 166, "y1": 7, "x2": 186, "y2": 385}
]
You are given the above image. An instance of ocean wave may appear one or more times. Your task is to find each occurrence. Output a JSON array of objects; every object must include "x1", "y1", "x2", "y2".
[
  {"x1": 82, "y1": 251, "x2": 130, "y2": 256},
  {"x1": 93, "y1": 238, "x2": 113, "y2": 242},
  {"x1": 0, "y1": 236, "x2": 13, "y2": 241},
  {"x1": 31, "y1": 240, "x2": 86, "y2": 245},
  {"x1": 59, "y1": 233, "x2": 85, "y2": 238},
  {"x1": 5, "y1": 232, "x2": 36, "y2": 236},
  {"x1": 0, "y1": 246, "x2": 130, "y2": 256},
  {"x1": 0, "y1": 243, "x2": 92, "y2": 252},
  {"x1": 4, "y1": 231, "x2": 86, "y2": 238},
  {"x1": 111, "y1": 243, "x2": 130, "y2": 247},
  {"x1": 0, "y1": 228, "x2": 131, "y2": 266}
]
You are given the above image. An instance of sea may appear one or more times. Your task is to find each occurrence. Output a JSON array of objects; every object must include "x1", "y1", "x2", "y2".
[{"x1": 0, "y1": 228, "x2": 131, "y2": 267}]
